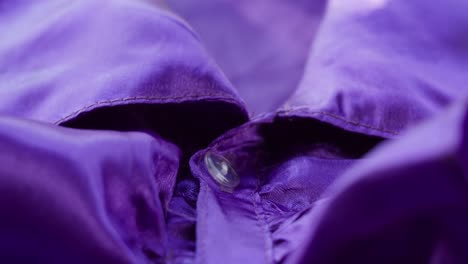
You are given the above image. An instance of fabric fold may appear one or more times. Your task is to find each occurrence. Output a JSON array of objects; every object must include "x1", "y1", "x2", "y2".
[
  {"x1": 0, "y1": 116, "x2": 181, "y2": 263},
  {"x1": 0, "y1": 0, "x2": 247, "y2": 127}
]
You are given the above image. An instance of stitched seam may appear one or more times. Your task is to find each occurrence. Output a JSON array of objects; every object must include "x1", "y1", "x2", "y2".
[
  {"x1": 210, "y1": 110, "x2": 398, "y2": 151},
  {"x1": 316, "y1": 111, "x2": 398, "y2": 134},
  {"x1": 210, "y1": 109, "x2": 397, "y2": 153},
  {"x1": 53, "y1": 94, "x2": 242, "y2": 124},
  {"x1": 278, "y1": 108, "x2": 399, "y2": 135},
  {"x1": 252, "y1": 175, "x2": 272, "y2": 264},
  {"x1": 54, "y1": 93, "x2": 398, "y2": 135}
]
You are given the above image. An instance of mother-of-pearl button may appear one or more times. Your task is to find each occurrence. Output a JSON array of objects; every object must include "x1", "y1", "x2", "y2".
[{"x1": 204, "y1": 152, "x2": 240, "y2": 191}]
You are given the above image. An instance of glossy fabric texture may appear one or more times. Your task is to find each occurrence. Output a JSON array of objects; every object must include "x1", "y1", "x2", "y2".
[{"x1": 0, "y1": 0, "x2": 468, "y2": 263}]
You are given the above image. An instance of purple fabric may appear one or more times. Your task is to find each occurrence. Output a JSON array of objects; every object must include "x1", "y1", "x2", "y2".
[{"x1": 0, "y1": 0, "x2": 467, "y2": 263}]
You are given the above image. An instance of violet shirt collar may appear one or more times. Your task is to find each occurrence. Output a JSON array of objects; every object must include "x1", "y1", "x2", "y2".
[{"x1": 0, "y1": 0, "x2": 467, "y2": 263}]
